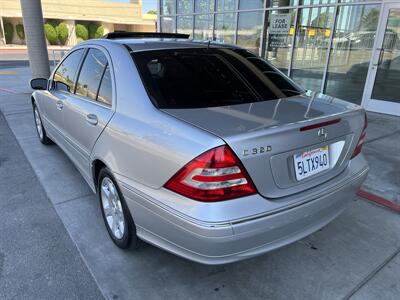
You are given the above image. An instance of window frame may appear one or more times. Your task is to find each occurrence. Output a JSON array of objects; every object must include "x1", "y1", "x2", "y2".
[
  {"x1": 73, "y1": 46, "x2": 115, "y2": 109},
  {"x1": 52, "y1": 48, "x2": 86, "y2": 94}
]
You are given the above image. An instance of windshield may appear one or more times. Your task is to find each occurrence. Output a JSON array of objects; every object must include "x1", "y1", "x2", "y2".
[{"x1": 131, "y1": 47, "x2": 305, "y2": 109}]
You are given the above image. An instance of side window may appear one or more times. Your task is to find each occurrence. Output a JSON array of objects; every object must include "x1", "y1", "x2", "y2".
[
  {"x1": 97, "y1": 64, "x2": 113, "y2": 106},
  {"x1": 75, "y1": 48, "x2": 108, "y2": 101},
  {"x1": 53, "y1": 49, "x2": 84, "y2": 93}
]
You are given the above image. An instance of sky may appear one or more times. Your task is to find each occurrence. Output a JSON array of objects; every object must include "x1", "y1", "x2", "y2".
[{"x1": 110, "y1": 0, "x2": 157, "y2": 14}]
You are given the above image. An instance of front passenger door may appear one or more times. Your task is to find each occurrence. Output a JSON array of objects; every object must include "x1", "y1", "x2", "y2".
[{"x1": 62, "y1": 48, "x2": 115, "y2": 181}]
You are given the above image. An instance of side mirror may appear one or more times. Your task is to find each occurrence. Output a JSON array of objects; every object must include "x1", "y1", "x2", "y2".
[{"x1": 30, "y1": 78, "x2": 48, "y2": 90}]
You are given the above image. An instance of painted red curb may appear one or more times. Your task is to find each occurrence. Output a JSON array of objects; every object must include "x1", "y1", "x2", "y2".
[{"x1": 358, "y1": 189, "x2": 400, "y2": 213}]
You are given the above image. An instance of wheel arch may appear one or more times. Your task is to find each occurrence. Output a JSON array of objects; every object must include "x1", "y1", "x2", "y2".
[{"x1": 92, "y1": 159, "x2": 109, "y2": 192}]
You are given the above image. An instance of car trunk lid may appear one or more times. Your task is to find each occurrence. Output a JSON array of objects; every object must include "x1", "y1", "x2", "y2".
[{"x1": 162, "y1": 92, "x2": 365, "y2": 199}]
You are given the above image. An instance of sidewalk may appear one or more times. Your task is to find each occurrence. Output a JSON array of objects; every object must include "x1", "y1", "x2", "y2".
[{"x1": 362, "y1": 112, "x2": 400, "y2": 206}]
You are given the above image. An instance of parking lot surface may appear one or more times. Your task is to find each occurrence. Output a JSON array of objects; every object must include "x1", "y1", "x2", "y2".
[
  {"x1": 0, "y1": 109, "x2": 103, "y2": 299},
  {"x1": 0, "y1": 65, "x2": 399, "y2": 300}
]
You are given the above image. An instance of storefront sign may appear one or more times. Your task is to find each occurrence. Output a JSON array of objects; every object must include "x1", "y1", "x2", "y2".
[
  {"x1": 268, "y1": 13, "x2": 291, "y2": 49},
  {"x1": 269, "y1": 35, "x2": 289, "y2": 48},
  {"x1": 270, "y1": 13, "x2": 291, "y2": 35}
]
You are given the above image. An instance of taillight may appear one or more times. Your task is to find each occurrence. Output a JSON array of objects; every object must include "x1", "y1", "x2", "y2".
[
  {"x1": 165, "y1": 145, "x2": 257, "y2": 202},
  {"x1": 351, "y1": 113, "x2": 368, "y2": 159}
]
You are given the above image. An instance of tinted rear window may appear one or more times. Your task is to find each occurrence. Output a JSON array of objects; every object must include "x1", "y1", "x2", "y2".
[{"x1": 132, "y1": 48, "x2": 304, "y2": 109}]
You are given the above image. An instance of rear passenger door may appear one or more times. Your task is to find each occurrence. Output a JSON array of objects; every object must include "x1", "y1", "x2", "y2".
[{"x1": 62, "y1": 47, "x2": 115, "y2": 180}]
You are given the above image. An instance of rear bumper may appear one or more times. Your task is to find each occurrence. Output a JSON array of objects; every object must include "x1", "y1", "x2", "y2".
[{"x1": 121, "y1": 162, "x2": 368, "y2": 265}]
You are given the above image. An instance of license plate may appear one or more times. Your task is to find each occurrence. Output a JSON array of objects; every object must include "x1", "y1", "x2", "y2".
[{"x1": 294, "y1": 145, "x2": 330, "y2": 181}]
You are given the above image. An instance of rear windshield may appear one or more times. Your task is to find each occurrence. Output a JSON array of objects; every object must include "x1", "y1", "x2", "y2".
[{"x1": 131, "y1": 47, "x2": 305, "y2": 109}]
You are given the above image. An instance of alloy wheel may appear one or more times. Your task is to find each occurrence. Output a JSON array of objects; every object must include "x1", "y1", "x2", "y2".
[
  {"x1": 34, "y1": 107, "x2": 44, "y2": 140},
  {"x1": 100, "y1": 177, "x2": 126, "y2": 239}
]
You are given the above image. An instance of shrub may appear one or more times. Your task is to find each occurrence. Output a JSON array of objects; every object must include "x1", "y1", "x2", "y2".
[
  {"x1": 88, "y1": 23, "x2": 104, "y2": 39},
  {"x1": 16, "y1": 24, "x2": 25, "y2": 40},
  {"x1": 88, "y1": 23, "x2": 97, "y2": 39},
  {"x1": 94, "y1": 25, "x2": 104, "y2": 39},
  {"x1": 76, "y1": 37, "x2": 84, "y2": 44},
  {"x1": 56, "y1": 23, "x2": 69, "y2": 45},
  {"x1": 44, "y1": 23, "x2": 58, "y2": 45},
  {"x1": 75, "y1": 24, "x2": 88, "y2": 40},
  {"x1": 4, "y1": 22, "x2": 14, "y2": 44}
]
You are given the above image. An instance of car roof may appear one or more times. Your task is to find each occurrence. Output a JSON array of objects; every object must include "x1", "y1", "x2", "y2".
[{"x1": 87, "y1": 37, "x2": 241, "y2": 52}]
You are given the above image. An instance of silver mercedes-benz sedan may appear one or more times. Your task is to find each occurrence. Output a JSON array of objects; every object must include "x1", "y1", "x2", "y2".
[{"x1": 30, "y1": 32, "x2": 369, "y2": 265}]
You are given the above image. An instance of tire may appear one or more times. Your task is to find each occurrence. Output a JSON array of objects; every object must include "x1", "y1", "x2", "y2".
[
  {"x1": 98, "y1": 167, "x2": 139, "y2": 249},
  {"x1": 33, "y1": 103, "x2": 52, "y2": 145}
]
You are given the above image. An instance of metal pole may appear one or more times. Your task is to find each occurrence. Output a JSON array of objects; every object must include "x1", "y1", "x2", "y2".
[{"x1": 20, "y1": 0, "x2": 50, "y2": 79}]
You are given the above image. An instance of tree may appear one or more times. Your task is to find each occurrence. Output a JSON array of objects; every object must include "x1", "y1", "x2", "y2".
[
  {"x1": 311, "y1": 12, "x2": 333, "y2": 29},
  {"x1": 147, "y1": 9, "x2": 157, "y2": 15},
  {"x1": 4, "y1": 22, "x2": 14, "y2": 44},
  {"x1": 44, "y1": 23, "x2": 58, "y2": 45},
  {"x1": 75, "y1": 24, "x2": 89, "y2": 41},
  {"x1": 362, "y1": 8, "x2": 380, "y2": 31},
  {"x1": 56, "y1": 23, "x2": 69, "y2": 45},
  {"x1": 16, "y1": 24, "x2": 25, "y2": 40}
]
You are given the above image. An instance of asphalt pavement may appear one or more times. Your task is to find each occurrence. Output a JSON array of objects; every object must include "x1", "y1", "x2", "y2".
[{"x1": 0, "y1": 112, "x2": 103, "y2": 299}]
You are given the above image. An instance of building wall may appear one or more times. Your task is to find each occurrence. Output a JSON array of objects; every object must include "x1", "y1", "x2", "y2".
[
  {"x1": 0, "y1": 0, "x2": 156, "y2": 46},
  {"x1": 0, "y1": 0, "x2": 144, "y2": 24}
]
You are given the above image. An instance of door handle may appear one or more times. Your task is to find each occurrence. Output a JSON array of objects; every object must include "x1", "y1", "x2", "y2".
[
  {"x1": 56, "y1": 100, "x2": 63, "y2": 110},
  {"x1": 86, "y1": 114, "x2": 98, "y2": 126}
]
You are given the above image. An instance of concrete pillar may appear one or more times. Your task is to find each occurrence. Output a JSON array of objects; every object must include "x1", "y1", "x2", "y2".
[{"x1": 20, "y1": 0, "x2": 50, "y2": 78}]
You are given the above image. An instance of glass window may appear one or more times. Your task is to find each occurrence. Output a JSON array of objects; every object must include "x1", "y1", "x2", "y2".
[
  {"x1": 237, "y1": 11, "x2": 264, "y2": 55},
  {"x1": 53, "y1": 49, "x2": 84, "y2": 93},
  {"x1": 239, "y1": 0, "x2": 264, "y2": 10},
  {"x1": 265, "y1": 9, "x2": 296, "y2": 74},
  {"x1": 75, "y1": 49, "x2": 108, "y2": 101},
  {"x1": 132, "y1": 48, "x2": 304, "y2": 109},
  {"x1": 371, "y1": 8, "x2": 400, "y2": 103},
  {"x1": 217, "y1": 0, "x2": 237, "y2": 12},
  {"x1": 194, "y1": 14, "x2": 213, "y2": 40},
  {"x1": 162, "y1": 0, "x2": 175, "y2": 15},
  {"x1": 177, "y1": 16, "x2": 194, "y2": 37},
  {"x1": 291, "y1": 6, "x2": 335, "y2": 91},
  {"x1": 97, "y1": 64, "x2": 112, "y2": 106},
  {"x1": 300, "y1": 0, "x2": 336, "y2": 4},
  {"x1": 215, "y1": 13, "x2": 236, "y2": 44},
  {"x1": 177, "y1": 0, "x2": 193, "y2": 14},
  {"x1": 195, "y1": 0, "x2": 215, "y2": 13},
  {"x1": 161, "y1": 17, "x2": 176, "y2": 33},
  {"x1": 270, "y1": 0, "x2": 298, "y2": 7},
  {"x1": 339, "y1": 0, "x2": 379, "y2": 3},
  {"x1": 325, "y1": 5, "x2": 380, "y2": 104}
]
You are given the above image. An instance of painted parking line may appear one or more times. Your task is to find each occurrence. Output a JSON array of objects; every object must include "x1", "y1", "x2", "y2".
[
  {"x1": 358, "y1": 189, "x2": 400, "y2": 213},
  {"x1": 0, "y1": 71, "x2": 17, "y2": 75},
  {"x1": 0, "y1": 87, "x2": 19, "y2": 94}
]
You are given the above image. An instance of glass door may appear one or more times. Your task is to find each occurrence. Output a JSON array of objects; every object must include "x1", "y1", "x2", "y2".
[{"x1": 363, "y1": 3, "x2": 400, "y2": 116}]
